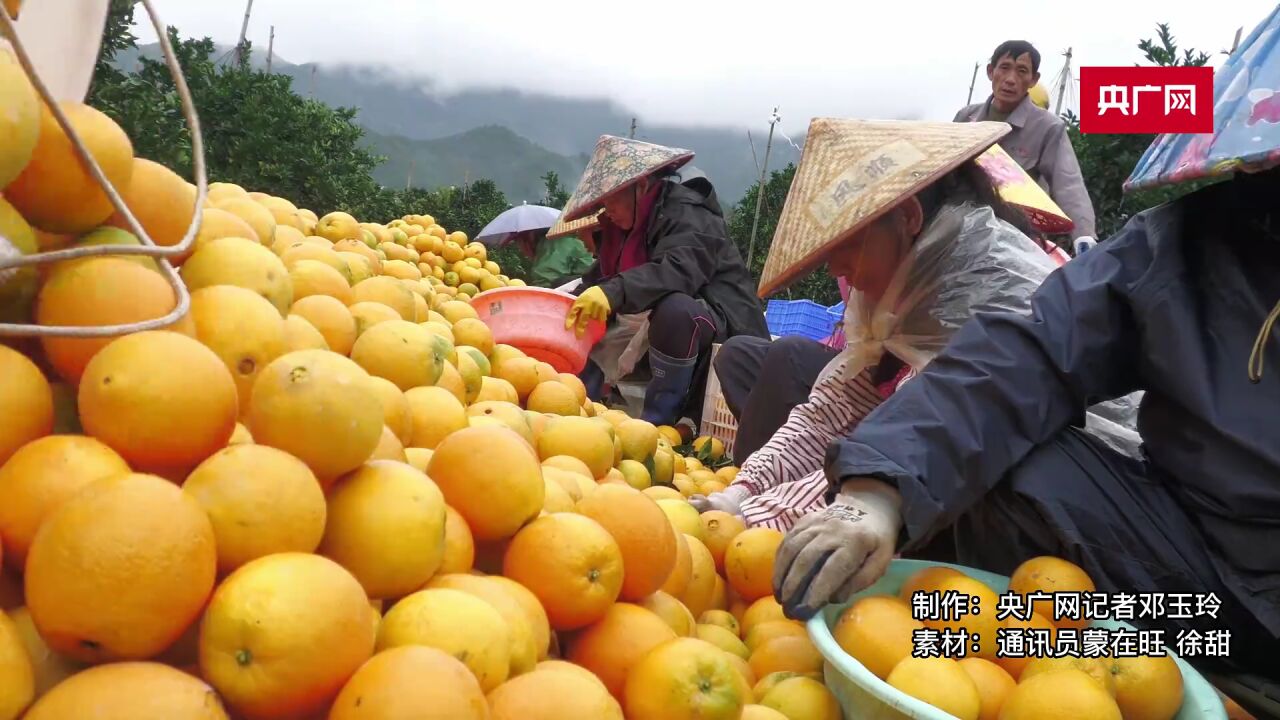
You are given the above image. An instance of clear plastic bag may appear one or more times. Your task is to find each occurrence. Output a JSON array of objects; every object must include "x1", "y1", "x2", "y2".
[{"x1": 823, "y1": 200, "x2": 1145, "y2": 457}]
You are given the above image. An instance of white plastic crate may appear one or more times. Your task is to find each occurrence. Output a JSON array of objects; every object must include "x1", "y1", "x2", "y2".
[{"x1": 699, "y1": 343, "x2": 738, "y2": 459}]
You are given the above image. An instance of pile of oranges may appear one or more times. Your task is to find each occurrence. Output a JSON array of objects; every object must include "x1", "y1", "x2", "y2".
[
  {"x1": 832, "y1": 557, "x2": 1187, "y2": 720},
  {"x1": 0, "y1": 73, "x2": 834, "y2": 720}
]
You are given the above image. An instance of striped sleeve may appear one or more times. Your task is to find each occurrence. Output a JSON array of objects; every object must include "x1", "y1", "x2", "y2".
[{"x1": 725, "y1": 361, "x2": 883, "y2": 502}]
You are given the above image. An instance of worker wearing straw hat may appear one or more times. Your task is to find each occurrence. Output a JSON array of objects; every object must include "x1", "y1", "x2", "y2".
[
  {"x1": 561, "y1": 135, "x2": 769, "y2": 425},
  {"x1": 690, "y1": 118, "x2": 1136, "y2": 531},
  {"x1": 955, "y1": 40, "x2": 1096, "y2": 248},
  {"x1": 775, "y1": 8, "x2": 1280, "y2": 692}
]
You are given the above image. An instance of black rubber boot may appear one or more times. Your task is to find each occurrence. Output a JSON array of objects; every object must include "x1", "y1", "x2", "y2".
[{"x1": 641, "y1": 348, "x2": 698, "y2": 426}]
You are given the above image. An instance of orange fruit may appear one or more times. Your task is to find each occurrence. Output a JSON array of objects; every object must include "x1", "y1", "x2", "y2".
[
  {"x1": 527, "y1": 380, "x2": 582, "y2": 415},
  {"x1": 537, "y1": 416, "x2": 614, "y2": 479},
  {"x1": 78, "y1": 331, "x2": 237, "y2": 475},
  {"x1": 749, "y1": 635, "x2": 823, "y2": 679},
  {"x1": 999, "y1": 668, "x2": 1122, "y2": 720},
  {"x1": 37, "y1": 258, "x2": 191, "y2": 383},
  {"x1": 661, "y1": 530, "x2": 694, "y2": 598},
  {"x1": 190, "y1": 285, "x2": 288, "y2": 411},
  {"x1": 1009, "y1": 556, "x2": 1096, "y2": 631},
  {"x1": 698, "y1": 623, "x2": 750, "y2": 659},
  {"x1": 993, "y1": 610, "x2": 1057, "y2": 679},
  {"x1": 289, "y1": 259, "x2": 353, "y2": 305},
  {"x1": 502, "y1": 513, "x2": 624, "y2": 631},
  {"x1": 921, "y1": 573, "x2": 1002, "y2": 659},
  {"x1": 535, "y1": 659, "x2": 605, "y2": 685},
  {"x1": 700, "y1": 609, "x2": 741, "y2": 636},
  {"x1": 319, "y1": 460, "x2": 447, "y2": 599},
  {"x1": 543, "y1": 466, "x2": 585, "y2": 502},
  {"x1": 193, "y1": 207, "x2": 257, "y2": 254},
  {"x1": 644, "y1": 485, "x2": 684, "y2": 502},
  {"x1": 350, "y1": 320, "x2": 445, "y2": 391},
  {"x1": 641, "y1": 590, "x2": 697, "y2": 637},
  {"x1": 0, "y1": 609, "x2": 34, "y2": 720},
  {"x1": 701, "y1": 511, "x2": 746, "y2": 573},
  {"x1": 369, "y1": 424, "x2": 407, "y2": 461},
  {"x1": 428, "y1": 425, "x2": 543, "y2": 541},
  {"x1": 179, "y1": 236, "x2": 293, "y2": 316},
  {"x1": 746, "y1": 620, "x2": 809, "y2": 653},
  {"x1": 713, "y1": 577, "x2": 732, "y2": 613},
  {"x1": 435, "y1": 361, "x2": 468, "y2": 405},
  {"x1": 7, "y1": 606, "x2": 81, "y2": 700},
  {"x1": 742, "y1": 596, "x2": 787, "y2": 636},
  {"x1": 290, "y1": 295, "x2": 357, "y2": 356},
  {"x1": 427, "y1": 573, "x2": 539, "y2": 677},
  {"x1": 365, "y1": 376, "x2": 413, "y2": 446},
  {"x1": 283, "y1": 314, "x2": 328, "y2": 351},
  {"x1": 958, "y1": 657, "x2": 1017, "y2": 720},
  {"x1": 476, "y1": 376, "x2": 520, "y2": 404},
  {"x1": 625, "y1": 637, "x2": 751, "y2": 720},
  {"x1": 567, "y1": 602, "x2": 678, "y2": 699},
  {"x1": 184, "y1": 444, "x2": 327, "y2": 573},
  {"x1": 25, "y1": 473, "x2": 216, "y2": 662},
  {"x1": 349, "y1": 300, "x2": 400, "y2": 338},
  {"x1": 1111, "y1": 654, "x2": 1184, "y2": 720},
  {"x1": 680, "y1": 533, "x2": 719, "y2": 618},
  {"x1": 403, "y1": 447, "x2": 432, "y2": 472},
  {"x1": 105, "y1": 158, "x2": 195, "y2": 249},
  {"x1": 832, "y1": 594, "x2": 924, "y2": 680},
  {"x1": 21, "y1": 662, "x2": 229, "y2": 720},
  {"x1": 898, "y1": 564, "x2": 965, "y2": 604},
  {"x1": 200, "y1": 553, "x2": 375, "y2": 720},
  {"x1": 724, "y1": 651, "x2": 757, "y2": 693},
  {"x1": 216, "y1": 198, "x2": 277, "y2": 248},
  {"x1": 657, "y1": 498, "x2": 705, "y2": 542},
  {"x1": 541, "y1": 476, "x2": 576, "y2": 512},
  {"x1": 247, "y1": 350, "x2": 383, "y2": 482},
  {"x1": 542, "y1": 454, "x2": 594, "y2": 479},
  {"x1": 558, "y1": 373, "x2": 588, "y2": 405},
  {"x1": 0, "y1": 346, "x2": 52, "y2": 466},
  {"x1": 742, "y1": 705, "x2": 790, "y2": 720},
  {"x1": 1021, "y1": 656, "x2": 1117, "y2": 695},
  {"x1": 486, "y1": 575, "x2": 553, "y2": 661},
  {"x1": 352, "y1": 276, "x2": 416, "y2": 321},
  {"x1": 330, "y1": 646, "x2": 489, "y2": 720},
  {"x1": 488, "y1": 667, "x2": 625, "y2": 720},
  {"x1": 441, "y1": 505, "x2": 476, "y2": 574},
  {"x1": 758, "y1": 675, "x2": 842, "y2": 720},
  {"x1": 377, "y1": 588, "x2": 510, "y2": 691},
  {"x1": 403, "y1": 385, "x2": 468, "y2": 449},
  {"x1": 887, "y1": 657, "x2": 980, "y2": 720},
  {"x1": 575, "y1": 483, "x2": 677, "y2": 601},
  {"x1": 724, "y1": 527, "x2": 784, "y2": 602},
  {"x1": 6, "y1": 101, "x2": 134, "y2": 234},
  {"x1": 0, "y1": 435, "x2": 128, "y2": 572}
]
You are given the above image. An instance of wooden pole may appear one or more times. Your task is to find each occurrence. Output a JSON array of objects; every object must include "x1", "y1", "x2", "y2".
[
  {"x1": 407, "y1": 158, "x2": 414, "y2": 190},
  {"x1": 234, "y1": 0, "x2": 254, "y2": 69},
  {"x1": 1055, "y1": 47, "x2": 1073, "y2": 116},
  {"x1": 629, "y1": 118, "x2": 637, "y2": 139},
  {"x1": 967, "y1": 61, "x2": 980, "y2": 105},
  {"x1": 266, "y1": 25, "x2": 275, "y2": 73},
  {"x1": 746, "y1": 108, "x2": 779, "y2": 268}
]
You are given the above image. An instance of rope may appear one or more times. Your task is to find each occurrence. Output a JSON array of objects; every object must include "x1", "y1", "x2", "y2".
[
  {"x1": 1247, "y1": 298, "x2": 1280, "y2": 383},
  {"x1": 0, "y1": 0, "x2": 208, "y2": 338}
]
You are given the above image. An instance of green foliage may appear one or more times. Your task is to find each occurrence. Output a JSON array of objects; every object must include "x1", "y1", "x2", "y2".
[
  {"x1": 1066, "y1": 23, "x2": 1213, "y2": 238},
  {"x1": 726, "y1": 164, "x2": 841, "y2": 306},
  {"x1": 541, "y1": 171, "x2": 571, "y2": 208}
]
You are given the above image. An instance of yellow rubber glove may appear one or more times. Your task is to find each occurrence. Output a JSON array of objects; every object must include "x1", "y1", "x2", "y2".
[{"x1": 565, "y1": 286, "x2": 611, "y2": 338}]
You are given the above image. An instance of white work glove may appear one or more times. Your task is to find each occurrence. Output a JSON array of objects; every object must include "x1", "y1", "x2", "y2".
[
  {"x1": 689, "y1": 492, "x2": 743, "y2": 517},
  {"x1": 772, "y1": 478, "x2": 903, "y2": 620}
]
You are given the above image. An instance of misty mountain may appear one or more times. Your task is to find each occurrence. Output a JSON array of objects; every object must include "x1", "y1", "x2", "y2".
[{"x1": 121, "y1": 43, "x2": 802, "y2": 204}]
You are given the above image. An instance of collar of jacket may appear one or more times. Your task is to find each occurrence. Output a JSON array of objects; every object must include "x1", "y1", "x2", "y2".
[{"x1": 983, "y1": 93, "x2": 1037, "y2": 128}]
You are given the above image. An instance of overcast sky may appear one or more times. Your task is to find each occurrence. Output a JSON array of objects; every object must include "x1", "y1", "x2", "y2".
[{"x1": 136, "y1": 0, "x2": 1275, "y2": 137}]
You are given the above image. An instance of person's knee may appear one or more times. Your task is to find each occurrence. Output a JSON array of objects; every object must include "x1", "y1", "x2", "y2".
[{"x1": 650, "y1": 293, "x2": 699, "y2": 329}]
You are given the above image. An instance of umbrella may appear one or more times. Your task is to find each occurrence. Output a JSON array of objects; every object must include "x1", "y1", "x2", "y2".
[{"x1": 475, "y1": 202, "x2": 563, "y2": 245}]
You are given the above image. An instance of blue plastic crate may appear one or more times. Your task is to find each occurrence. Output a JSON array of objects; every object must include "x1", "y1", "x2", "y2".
[{"x1": 766, "y1": 299, "x2": 840, "y2": 342}]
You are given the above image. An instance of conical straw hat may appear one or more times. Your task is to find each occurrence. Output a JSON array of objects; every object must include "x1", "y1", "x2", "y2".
[
  {"x1": 974, "y1": 143, "x2": 1073, "y2": 234},
  {"x1": 759, "y1": 118, "x2": 1010, "y2": 297},
  {"x1": 562, "y1": 135, "x2": 694, "y2": 222},
  {"x1": 547, "y1": 209, "x2": 602, "y2": 240},
  {"x1": 3, "y1": 0, "x2": 110, "y2": 102}
]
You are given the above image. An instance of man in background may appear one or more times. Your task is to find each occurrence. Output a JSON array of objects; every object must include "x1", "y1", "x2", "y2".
[{"x1": 956, "y1": 40, "x2": 1096, "y2": 248}]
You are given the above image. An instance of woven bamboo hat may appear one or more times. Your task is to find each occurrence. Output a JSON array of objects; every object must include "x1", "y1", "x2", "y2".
[
  {"x1": 759, "y1": 118, "x2": 1011, "y2": 297},
  {"x1": 547, "y1": 209, "x2": 602, "y2": 240},
  {"x1": 561, "y1": 135, "x2": 694, "y2": 222}
]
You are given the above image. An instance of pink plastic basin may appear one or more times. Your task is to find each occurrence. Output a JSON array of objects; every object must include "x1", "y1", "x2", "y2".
[{"x1": 469, "y1": 287, "x2": 607, "y2": 374}]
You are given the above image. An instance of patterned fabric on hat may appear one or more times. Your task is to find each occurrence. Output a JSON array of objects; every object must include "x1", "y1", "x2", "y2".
[
  {"x1": 561, "y1": 135, "x2": 694, "y2": 222},
  {"x1": 975, "y1": 144, "x2": 1074, "y2": 234},
  {"x1": 1125, "y1": 5, "x2": 1280, "y2": 192},
  {"x1": 759, "y1": 118, "x2": 1010, "y2": 296}
]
